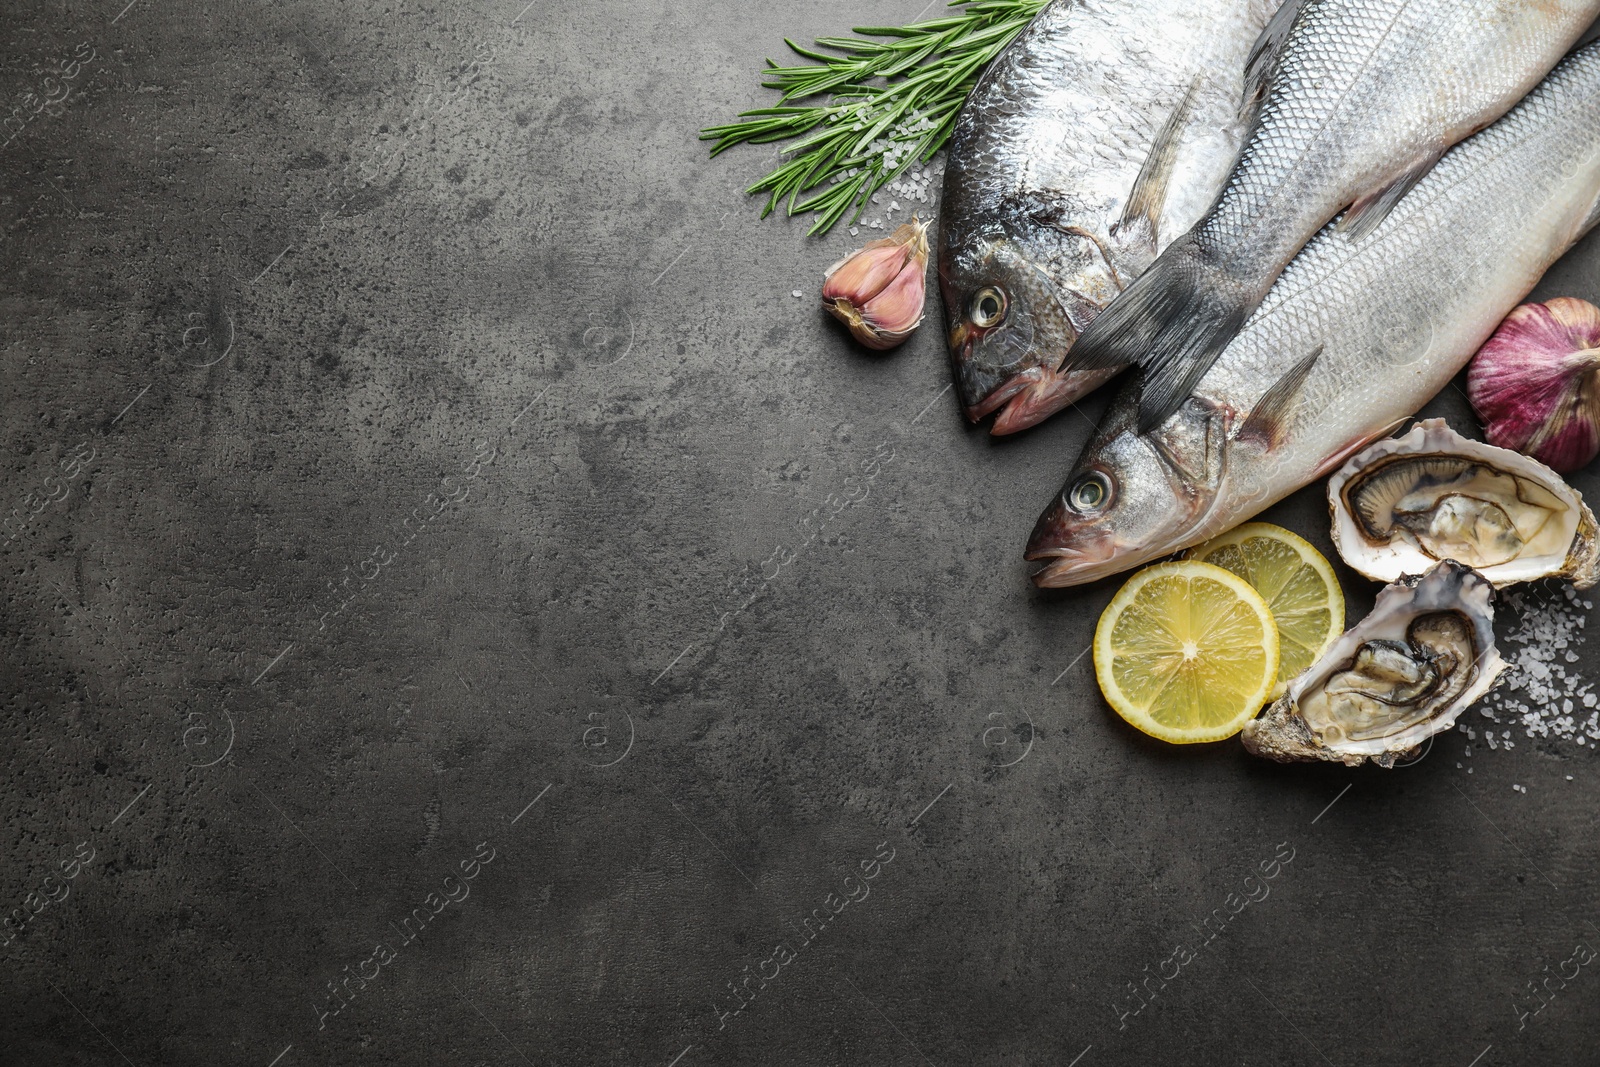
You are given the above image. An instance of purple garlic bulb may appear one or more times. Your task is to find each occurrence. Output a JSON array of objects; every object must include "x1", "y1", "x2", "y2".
[{"x1": 1467, "y1": 297, "x2": 1600, "y2": 474}]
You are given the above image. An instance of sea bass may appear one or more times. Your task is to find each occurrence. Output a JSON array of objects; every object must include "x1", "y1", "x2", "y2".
[
  {"x1": 1027, "y1": 39, "x2": 1600, "y2": 588},
  {"x1": 1063, "y1": 0, "x2": 1600, "y2": 434},
  {"x1": 938, "y1": 0, "x2": 1281, "y2": 435}
]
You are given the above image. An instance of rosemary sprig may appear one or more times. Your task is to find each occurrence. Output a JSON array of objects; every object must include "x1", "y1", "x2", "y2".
[{"x1": 701, "y1": 0, "x2": 1046, "y2": 235}]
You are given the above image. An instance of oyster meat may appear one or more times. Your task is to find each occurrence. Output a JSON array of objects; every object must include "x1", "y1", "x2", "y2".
[
  {"x1": 1328, "y1": 419, "x2": 1600, "y2": 588},
  {"x1": 1242, "y1": 561, "x2": 1506, "y2": 767}
]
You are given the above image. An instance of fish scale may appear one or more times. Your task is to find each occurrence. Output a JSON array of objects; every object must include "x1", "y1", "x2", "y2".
[
  {"x1": 1060, "y1": 0, "x2": 1600, "y2": 433},
  {"x1": 1028, "y1": 39, "x2": 1600, "y2": 588}
]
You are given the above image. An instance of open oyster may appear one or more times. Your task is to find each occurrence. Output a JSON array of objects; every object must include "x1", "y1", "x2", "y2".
[
  {"x1": 1328, "y1": 419, "x2": 1600, "y2": 588},
  {"x1": 1242, "y1": 561, "x2": 1506, "y2": 767}
]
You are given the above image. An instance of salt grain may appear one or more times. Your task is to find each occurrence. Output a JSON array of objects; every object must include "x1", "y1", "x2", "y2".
[{"x1": 1463, "y1": 583, "x2": 1600, "y2": 764}]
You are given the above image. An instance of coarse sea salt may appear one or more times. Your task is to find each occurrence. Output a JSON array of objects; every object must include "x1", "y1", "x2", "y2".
[
  {"x1": 1461, "y1": 583, "x2": 1600, "y2": 753},
  {"x1": 845, "y1": 157, "x2": 945, "y2": 235}
]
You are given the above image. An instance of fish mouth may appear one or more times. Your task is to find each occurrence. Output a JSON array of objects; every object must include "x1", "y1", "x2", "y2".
[
  {"x1": 990, "y1": 365, "x2": 1123, "y2": 435},
  {"x1": 965, "y1": 367, "x2": 1043, "y2": 422},
  {"x1": 988, "y1": 369, "x2": 1066, "y2": 433},
  {"x1": 1029, "y1": 553, "x2": 1127, "y2": 588},
  {"x1": 1024, "y1": 501, "x2": 1121, "y2": 587}
]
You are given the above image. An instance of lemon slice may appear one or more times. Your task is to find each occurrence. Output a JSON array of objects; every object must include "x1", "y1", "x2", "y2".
[
  {"x1": 1184, "y1": 523, "x2": 1345, "y2": 699},
  {"x1": 1094, "y1": 561, "x2": 1280, "y2": 744}
]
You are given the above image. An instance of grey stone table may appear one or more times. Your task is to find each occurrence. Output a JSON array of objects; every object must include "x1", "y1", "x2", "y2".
[{"x1": 2, "y1": 2, "x2": 1597, "y2": 1065}]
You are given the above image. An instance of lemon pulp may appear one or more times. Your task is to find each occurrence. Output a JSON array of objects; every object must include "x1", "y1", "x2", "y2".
[
  {"x1": 1094, "y1": 561, "x2": 1280, "y2": 744},
  {"x1": 1185, "y1": 523, "x2": 1344, "y2": 699}
]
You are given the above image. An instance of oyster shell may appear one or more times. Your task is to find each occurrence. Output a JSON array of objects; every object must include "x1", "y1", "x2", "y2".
[
  {"x1": 1328, "y1": 419, "x2": 1600, "y2": 588},
  {"x1": 1242, "y1": 561, "x2": 1506, "y2": 767}
]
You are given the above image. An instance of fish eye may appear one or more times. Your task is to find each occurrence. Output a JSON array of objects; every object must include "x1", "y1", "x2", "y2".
[
  {"x1": 1067, "y1": 471, "x2": 1114, "y2": 513},
  {"x1": 971, "y1": 287, "x2": 1007, "y2": 328}
]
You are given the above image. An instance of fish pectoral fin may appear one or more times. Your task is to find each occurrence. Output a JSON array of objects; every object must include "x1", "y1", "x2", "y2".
[
  {"x1": 1337, "y1": 149, "x2": 1445, "y2": 242},
  {"x1": 1242, "y1": 0, "x2": 1307, "y2": 110},
  {"x1": 1063, "y1": 237, "x2": 1251, "y2": 434},
  {"x1": 1118, "y1": 77, "x2": 1201, "y2": 250},
  {"x1": 1235, "y1": 344, "x2": 1324, "y2": 451}
]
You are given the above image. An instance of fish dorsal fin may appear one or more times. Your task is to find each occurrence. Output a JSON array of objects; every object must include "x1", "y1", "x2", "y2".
[
  {"x1": 1337, "y1": 149, "x2": 1445, "y2": 242},
  {"x1": 1235, "y1": 344, "x2": 1324, "y2": 449},
  {"x1": 1243, "y1": 0, "x2": 1307, "y2": 108},
  {"x1": 1118, "y1": 78, "x2": 1202, "y2": 249}
]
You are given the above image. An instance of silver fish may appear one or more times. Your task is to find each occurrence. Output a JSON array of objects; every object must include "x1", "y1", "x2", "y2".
[
  {"x1": 1027, "y1": 39, "x2": 1600, "y2": 588},
  {"x1": 938, "y1": 0, "x2": 1280, "y2": 435},
  {"x1": 1063, "y1": 0, "x2": 1600, "y2": 433}
]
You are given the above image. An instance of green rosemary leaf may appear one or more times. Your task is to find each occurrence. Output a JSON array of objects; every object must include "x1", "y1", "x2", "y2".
[
  {"x1": 781, "y1": 39, "x2": 839, "y2": 63},
  {"x1": 702, "y1": 0, "x2": 1046, "y2": 235}
]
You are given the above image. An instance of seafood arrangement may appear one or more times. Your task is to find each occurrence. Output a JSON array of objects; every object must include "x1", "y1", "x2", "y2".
[
  {"x1": 719, "y1": 0, "x2": 1600, "y2": 759},
  {"x1": 1027, "y1": 40, "x2": 1600, "y2": 588},
  {"x1": 938, "y1": 3, "x2": 1600, "y2": 758}
]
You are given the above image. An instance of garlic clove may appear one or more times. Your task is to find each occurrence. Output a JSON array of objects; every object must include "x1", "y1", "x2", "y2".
[
  {"x1": 1468, "y1": 297, "x2": 1600, "y2": 473},
  {"x1": 859, "y1": 257, "x2": 927, "y2": 333},
  {"x1": 821, "y1": 217, "x2": 929, "y2": 352},
  {"x1": 822, "y1": 242, "x2": 911, "y2": 307}
]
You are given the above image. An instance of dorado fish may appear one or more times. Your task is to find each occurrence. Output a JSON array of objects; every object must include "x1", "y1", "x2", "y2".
[
  {"x1": 1062, "y1": 0, "x2": 1600, "y2": 434},
  {"x1": 1027, "y1": 39, "x2": 1600, "y2": 588},
  {"x1": 938, "y1": 0, "x2": 1281, "y2": 435}
]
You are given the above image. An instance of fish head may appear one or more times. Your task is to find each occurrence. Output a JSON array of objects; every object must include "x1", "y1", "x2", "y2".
[
  {"x1": 1026, "y1": 397, "x2": 1230, "y2": 587},
  {"x1": 939, "y1": 225, "x2": 1109, "y2": 434}
]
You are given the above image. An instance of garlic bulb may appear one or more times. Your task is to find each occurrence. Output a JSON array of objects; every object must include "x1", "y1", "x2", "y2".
[
  {"x1": 821, "y1": 218, "x2": 929, "y2": 351},
  {"x1": 1467, "y1": 297, "x2": 1600, "y2": 473}
]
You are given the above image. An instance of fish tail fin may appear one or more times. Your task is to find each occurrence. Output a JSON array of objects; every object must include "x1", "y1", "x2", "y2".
[
  {"x1": 1134, "y1": 311, "x2": 1248, "y2": 434},
  {"x1": 1062, "y1": 235, "x2": 1253, "y2": 433},
  {"x1": 1058, "y1": 240, "x2": 1198, "y2": 374}
]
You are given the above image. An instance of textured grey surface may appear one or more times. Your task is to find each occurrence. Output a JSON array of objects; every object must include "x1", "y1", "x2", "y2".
[{"x1": 2, "y1": 2, "x2": 1598, "y2": 1065}]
